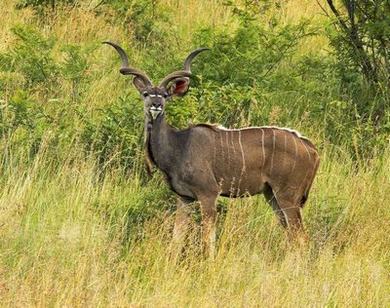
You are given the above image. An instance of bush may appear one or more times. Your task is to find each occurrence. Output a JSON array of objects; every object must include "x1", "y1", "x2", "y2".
[
  {"x1": 81, "y1": 93, "x2": 144, "y2": 172},
  {"x1": 0, "y1": 25, "x2": 59, "y2": 93},
  {"x1": 0, "y1": 0, "x2": 388, "y2": 171},
  {"x1": 325, "y1": 0, "x2": 390, "y2": 142},
  {"x1": 15, "y1": 0, "x2": 78, "y2": 20}
]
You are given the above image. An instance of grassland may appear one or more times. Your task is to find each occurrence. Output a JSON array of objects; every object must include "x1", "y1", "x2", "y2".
[
  {"x1": 1, "y1": 135, "x2": 389, "y2": 306},
  {"x1": 0, "y1": 0, "x2": 389, "y2": 306}
]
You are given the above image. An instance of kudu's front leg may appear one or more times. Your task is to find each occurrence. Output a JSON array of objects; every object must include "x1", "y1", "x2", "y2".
[
  {"x1": 198, "y1": 194, "x2": 218, "y2": 259},
  {"x1": 172, "y1": 197, "x2": 192, "y2": 253}
]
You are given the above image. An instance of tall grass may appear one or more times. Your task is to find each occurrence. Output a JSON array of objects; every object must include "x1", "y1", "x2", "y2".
[{"x1": 0, "y1": 142, "x2": 389, "y2": 306}]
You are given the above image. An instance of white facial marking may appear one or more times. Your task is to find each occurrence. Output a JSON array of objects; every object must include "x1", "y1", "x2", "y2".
[{"x1": 150, "y1": 106, "x2": 163, "y2": 119}]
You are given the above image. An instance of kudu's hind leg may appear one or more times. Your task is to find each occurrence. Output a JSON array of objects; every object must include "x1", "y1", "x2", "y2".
[
  {"x1": 264, "y1": 185, "x2": 288, "y2": 228},
  {"x1": 277, "y1": 192, "x2": 308, "y2": 242},
  {"x1": 198, "y1": 194, "x2": 218, "y2": 259},
  {"x1": 266, "y1": 185, "x2": 306, "y2": 239},
  {"x1": 280, "y1": 204, "x2": 304, "y2": 233}
]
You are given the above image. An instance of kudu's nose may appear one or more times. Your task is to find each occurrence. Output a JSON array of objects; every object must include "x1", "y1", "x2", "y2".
[
  {"x1": 152, "y1": 101, "x2": 162, "y2": 108},
  {"x1": 149, "y1": 100, "x2": 163, "y2": 120}
]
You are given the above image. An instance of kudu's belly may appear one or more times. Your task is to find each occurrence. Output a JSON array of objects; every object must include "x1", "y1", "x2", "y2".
[{"x1": 217, "y1": 171, "x2": 267, "y2": 198}]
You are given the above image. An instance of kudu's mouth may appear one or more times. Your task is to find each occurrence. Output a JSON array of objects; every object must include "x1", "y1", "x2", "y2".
[{"x1": 149, "y1": 106, "x2": 163, "y2": 119}]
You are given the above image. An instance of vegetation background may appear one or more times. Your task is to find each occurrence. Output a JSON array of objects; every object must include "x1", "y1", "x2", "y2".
[{"x1": 0, "y1": 0, "x2": 389, "y2": 306}]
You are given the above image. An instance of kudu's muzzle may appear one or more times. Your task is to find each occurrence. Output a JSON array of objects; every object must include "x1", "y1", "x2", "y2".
[{"x1": 149, "y1": 98, "x2": 164, "y2": 120}]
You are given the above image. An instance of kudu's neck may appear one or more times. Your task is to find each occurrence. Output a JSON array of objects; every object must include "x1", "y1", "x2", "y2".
[{"x1": 146, "y1": 115, "x2": 178, "y2": 173}]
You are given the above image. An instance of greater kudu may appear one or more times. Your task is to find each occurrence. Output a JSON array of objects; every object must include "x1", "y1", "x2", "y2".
[{"x1": 104, "y1": 42, "x2": 320, "y2": 257}]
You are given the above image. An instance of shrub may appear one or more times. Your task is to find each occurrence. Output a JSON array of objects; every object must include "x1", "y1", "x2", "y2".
[
  {"x1": 81, "y1": 93, "x2": 144, "y2": 172},
  {"x1": 0, "y1": 25, "x2": 59, "y2": 93},
  {"x1": 15, "y1": 0, "x2": 78, "y2": 20}
]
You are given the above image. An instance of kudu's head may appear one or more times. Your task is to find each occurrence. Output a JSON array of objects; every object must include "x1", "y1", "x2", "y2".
[{"x1": 104, "y1": 42, "x2": 208, "y2": 122}]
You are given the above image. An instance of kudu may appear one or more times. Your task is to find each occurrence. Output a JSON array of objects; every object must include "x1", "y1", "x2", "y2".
[{"x1": 104, "y1": 42, "x2": 320, "y2": 258}]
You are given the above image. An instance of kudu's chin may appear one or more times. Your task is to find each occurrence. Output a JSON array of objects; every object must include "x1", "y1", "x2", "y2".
[{"x1": 149, "y1": 106, "x2": 163, "y2": 120}]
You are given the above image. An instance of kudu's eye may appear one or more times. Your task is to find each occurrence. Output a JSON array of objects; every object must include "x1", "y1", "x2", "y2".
[
  {"x1": 142, "y1": 92, "x2": 149, "y2": 98},
  {"x1": 163, "y1": 93, "x2": 169, "y2": 99}
]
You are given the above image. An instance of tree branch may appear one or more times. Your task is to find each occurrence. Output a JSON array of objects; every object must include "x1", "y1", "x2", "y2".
[{"x1": 326, "y1": 0, "x2": 349, "y2": 31}]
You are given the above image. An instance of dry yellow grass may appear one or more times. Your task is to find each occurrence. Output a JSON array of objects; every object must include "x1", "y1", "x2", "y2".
[{"x1": 0, "y1": 144, "x2": 389, "y2": 306}]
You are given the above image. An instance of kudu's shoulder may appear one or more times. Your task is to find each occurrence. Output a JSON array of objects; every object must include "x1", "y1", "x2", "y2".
[
  {"x1": 177, "y1": 123, "x2": 219, "y2": 138},
  {"x1": 190, "y1": 123, "x2": 220, "y2": 132}
]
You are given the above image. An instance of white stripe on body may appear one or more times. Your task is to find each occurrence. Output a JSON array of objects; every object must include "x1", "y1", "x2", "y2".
[
  {"x1": 219, "y1": 132, "x2": 224, "y2": 163},
  {"x1": 291, "y1": 136, "x2": 298, "y2": 175},
  {"x1": 299, "y1": 138, "x2": 316, "y2": 200},
  {"x1": 261, "y1": 129, "x2": 265, "y2": 168},
  {"x1": 237, "y1": 130, "x2": 246, "y2": 195},
  {"x1": 300, "y1": 138, "x2": 311, "y2": 160},
  {"x1": 226, "y1": 131, "x2": 230, "y2": 170},
  {"x1": 270, "y1": 129, "x2": 276, "y2": 175},
  {"x1": 283, "y1": 133, "x2": 288, "y2": 172},
  {"x1": 230, "y1": 130, "x2": 236, "y2": 156}
]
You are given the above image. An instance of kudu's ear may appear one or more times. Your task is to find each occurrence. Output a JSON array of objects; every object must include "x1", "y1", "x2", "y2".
[
  {"x1": 133, "y1": 76, "x2": 149, "y2": 92},
  {"x1": 167, "y1": 78, "x2": 190, "y2": 97}
]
